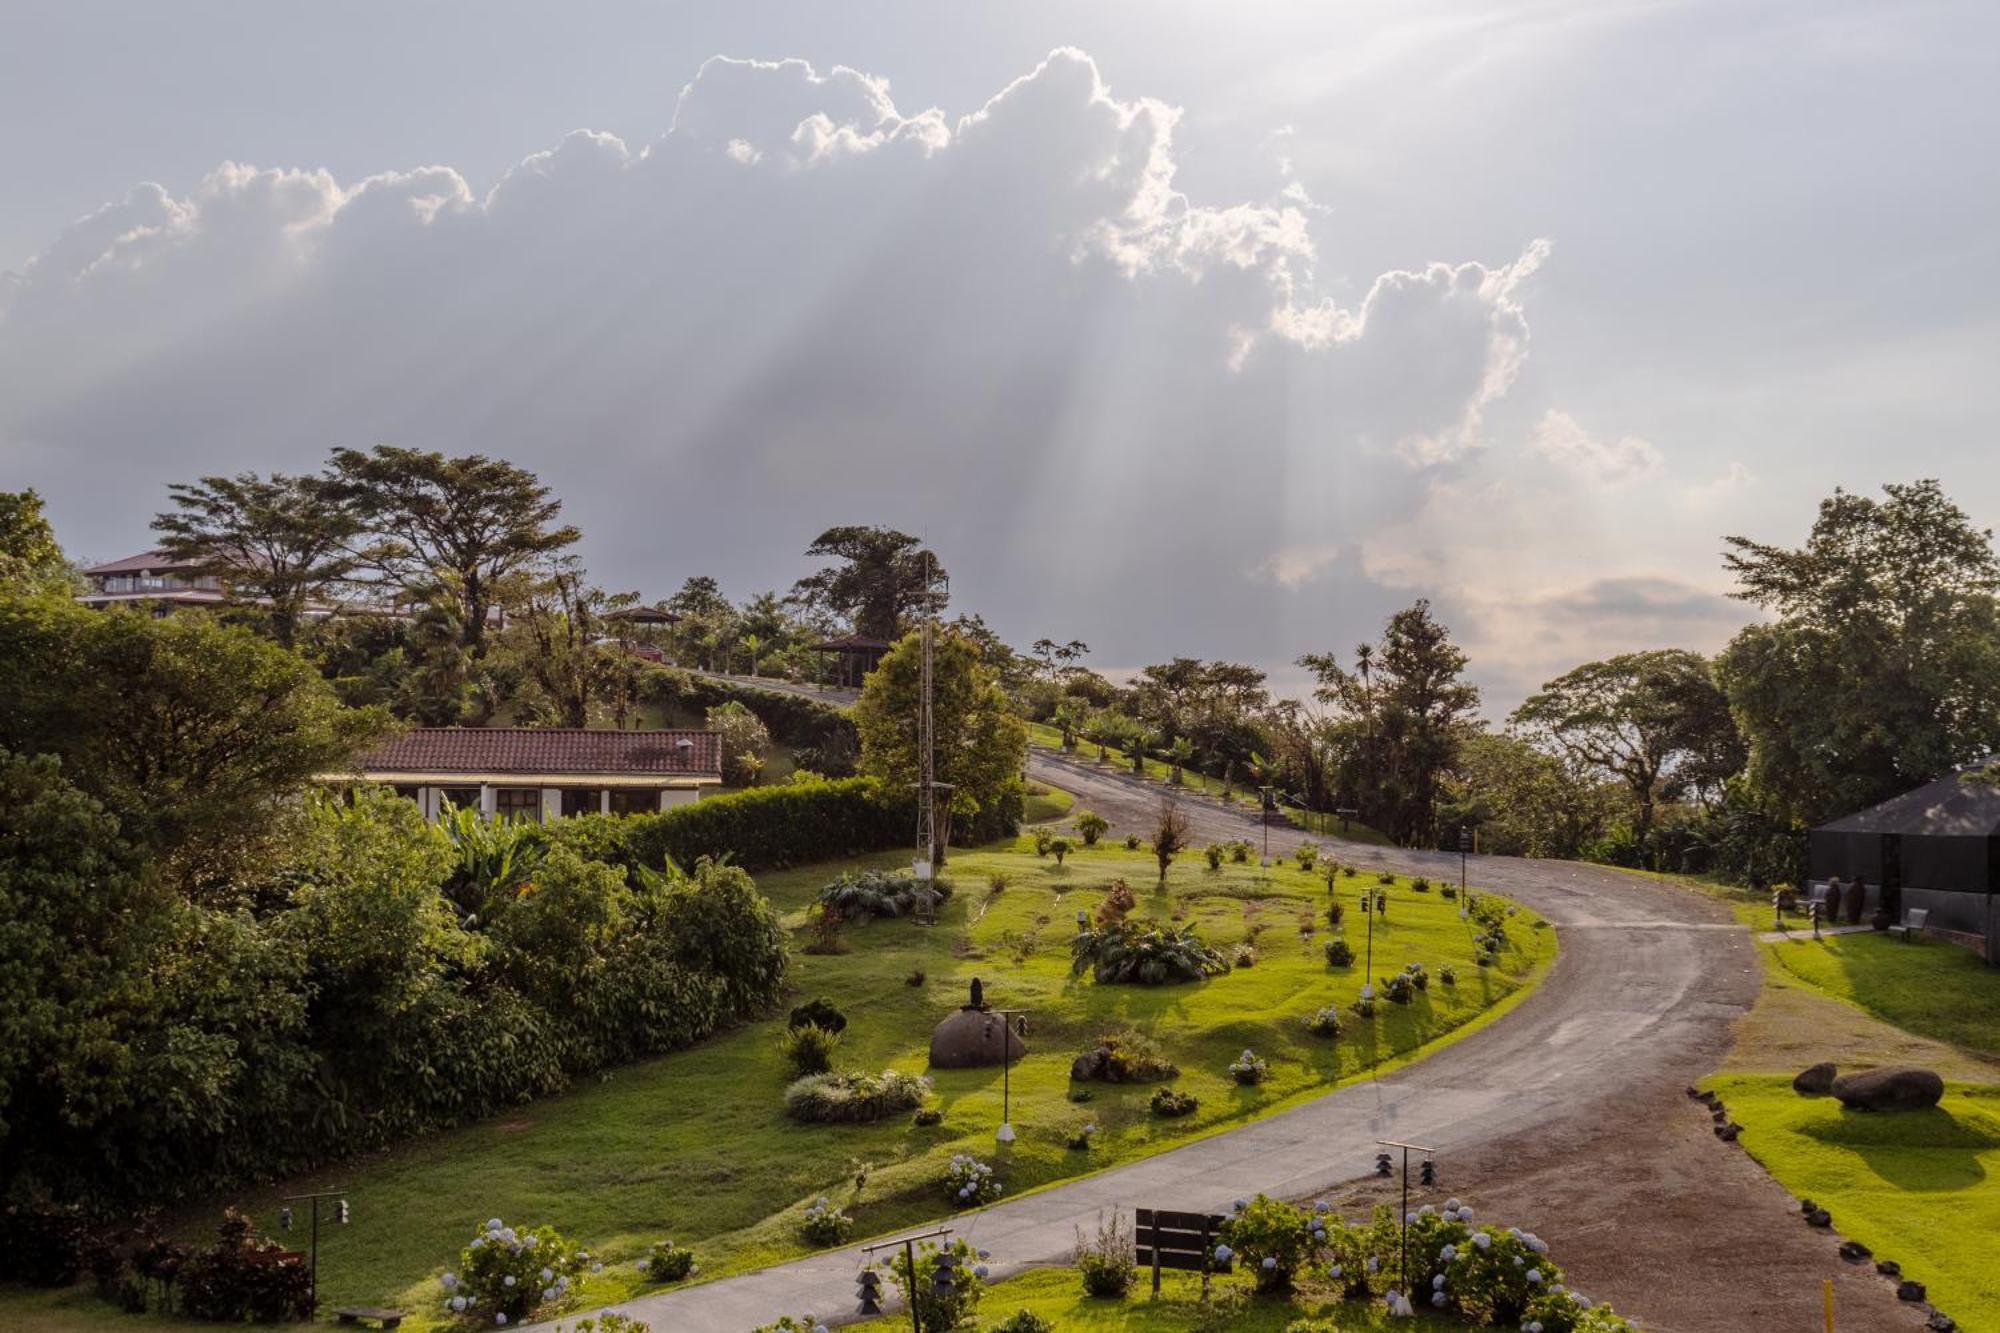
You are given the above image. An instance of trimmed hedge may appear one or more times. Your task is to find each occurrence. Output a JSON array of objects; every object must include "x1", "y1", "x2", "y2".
[
  {"x1": 547, "y1": 776, "x2": 1020, "y2": 875},
  {"x1": 638, "y1": 667, "x2": 859, "y2": 774}
]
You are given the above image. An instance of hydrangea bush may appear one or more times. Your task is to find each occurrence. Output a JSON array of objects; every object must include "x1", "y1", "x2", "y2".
[
  {"x1": 886, "y1": 1236, "x2": 987, "y2": 1332},
  {"x1": 943, "y1": 1154, "x2": 1002, "y2": 1207},
  {"x1": 1219, "y1": 1195, "x2": 1317, "y2": 1293},
  {"x1": 446, "y1": 1218, "x2": 588, "y2": 1324},
  {"x1": 798, "y1": 1197, "x2": 853, "y2": 1247},
  {"x1": 1228, "y1": 1049, "x2": 1269, "y2": 1085},
  {"x1": 641, "y1": 1239, "x2": 696, "y2": 1283},
  {"x1": 1305, "y1": 1006, "x2": 1343, "y2": 1038}
]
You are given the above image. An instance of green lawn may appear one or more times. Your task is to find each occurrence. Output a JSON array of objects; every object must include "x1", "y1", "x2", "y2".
[
  {"x1": 1755, "y1": 930, "x2": 2000, "y2": 1058},
  {"x1": 849, "y1": 1265, "x2": 1460, "y2": 1330},
  {"x1": 19, "y1": 842, "x2": 1547, "y2": 1333},
  {"x1": 1021, "y1": 780, "x2": 1075, "y2": 824},
  {"x1": 1704, "y1": 1075, "x2": 2000, "y2": 1331}
]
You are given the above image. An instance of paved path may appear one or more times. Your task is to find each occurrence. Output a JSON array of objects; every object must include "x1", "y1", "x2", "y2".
[
  {"x1": 1757, "y1": 923, "x2": 1873, "y2": 942},
  {"x1": 588, "y1": 750, "x2": 1768, "y2": 1331}
]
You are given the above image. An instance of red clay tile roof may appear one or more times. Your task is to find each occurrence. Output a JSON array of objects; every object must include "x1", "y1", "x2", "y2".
[{"x1": 354, "y1": 728, "x2": 720, "y2": 778}]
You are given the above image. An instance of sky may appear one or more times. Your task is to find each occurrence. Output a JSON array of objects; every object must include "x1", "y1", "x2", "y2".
[{"x1": 3, "y1": 0, "x2": 1997, "y2": 713}]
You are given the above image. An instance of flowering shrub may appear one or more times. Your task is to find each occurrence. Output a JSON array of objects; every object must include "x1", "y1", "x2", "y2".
[
  {"x1": 642, "y1": 1239, "x2": 697, "y2": 1283},
  {"x1": 1411, "y1": 876, "x2": 1431, "y2": 892},
  {"x1": 1072, "y1": 1029, "x2": 1178, "y2": 1083},
  {"x1": 1406, "y1": 962, "x2": 1430, "y2": 992},
  {"x1": 1220, "y1": 1195, "x2": 1314, "y2": 1292},
  {"x1": 1306, "y1": 1203, "x2": 1373, "y2": 1300},
  {"x1": 943, "y1": 1154, "x2": 1003, "y2": 1207},
  {"x1": 556, "y1": 1313, "x2": 650, "y2": 1333},
  {"x1": 1524, "y1": 1289, "x2": 1643, "y2": 1332},
  {"x1": 1123, "y1": 833, "x2": 1142, "y2": 850},
  {"x1": 1323, "y1": 937, "x2": 1355, "y2": 967},
  {"x1": 1228, "y1": 1049, "x2": 1269, "y2": 1085},
  {"x1": 1095, "y1": 880, "x2": 1138, "y2": 924},
  {"x1": 1443, "y1": 1219, "x2": 1552, "y2": 1324},
  {"x1": 784, "y1": 1069, "x2": 930, "y2": 1123},
  {"x1": 1295, "y1": 842, "x2": 1319, "y2": 870},
  {"x1": 1353, "y1": 994, "x2": 1377, "y2": 1017},
  {"x1": 1379, "y1": 972, "x2": 1415, "y2": 1005},
  {"x1": 886, "y1": 1236, "x2": 986, "y2": 1332},
  {"x1": 1306, "y1": 1006, "x2": 1343, "y2": 1038},
  {"x1": 1204, "y1": 844, "x2": 1225, "y2": 870},
  {"x1": 1071, "y1": 921, "x2": 1226, "y2": 984},
  {"x1": 1065, "y1": 1122, "x2": 1100, "y2": 1151},
  {"x1": 1439, "y1": 963, "x2": 1457, "y2": 987},
  {"x1": 912, "y1": 1108, "x2": 944, "y2": 1127},
  {"x1": 1076, "y1": 811, "x2": 1108, "y2": 845},
  {"x1": 1149, "y1": 1087, "x2": 1198, "y2": 1117},
  {"x1": 1233, "y1": 944, "x2": 1257, "y2": 968},
  {"x1": 447, "y1": 1217, "x2": 587, "y2": 1324}
]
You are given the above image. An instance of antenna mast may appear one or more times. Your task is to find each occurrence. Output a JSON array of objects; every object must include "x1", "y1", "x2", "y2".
[{"x1": 916, "y1": 547, "x2": 936, "y2": 876}]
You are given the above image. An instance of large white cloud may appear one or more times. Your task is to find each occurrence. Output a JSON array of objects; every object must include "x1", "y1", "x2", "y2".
[{"x1": 0, "y1": 48, "x2": 1553, "y2": 694}]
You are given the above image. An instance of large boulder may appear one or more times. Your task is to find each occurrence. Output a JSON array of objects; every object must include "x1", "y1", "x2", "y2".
[
  {"x1": 928, "y1": 1008, "x2": 1027, "y2": 1069},
  {"x1": 1793, "y1": 1062, "x2": 1838, "y2": 1095},
  {"x1": 1831, "y1": 1067, "x2": 1944, "y2": 1112}
]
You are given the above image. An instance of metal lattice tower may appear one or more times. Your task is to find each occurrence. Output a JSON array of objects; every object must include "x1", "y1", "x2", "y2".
[{"x1": 914, "y1": 549, "x2": 949, "y2": 877}]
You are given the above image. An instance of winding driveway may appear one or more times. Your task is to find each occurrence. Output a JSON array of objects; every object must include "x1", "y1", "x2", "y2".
[{"x1": 595, "y1": 749, "x2": 1924, "y2": 1332}]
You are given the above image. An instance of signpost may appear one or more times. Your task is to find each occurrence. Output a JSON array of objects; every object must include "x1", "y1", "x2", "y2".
[{"x1": 1373, "y1": 1141, "x2": 1436, "y2": 1296}]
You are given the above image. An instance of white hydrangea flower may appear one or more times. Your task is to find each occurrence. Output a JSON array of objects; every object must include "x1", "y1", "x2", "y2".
[
  {"x1": 495, "y1": 1317, "x2": 506, "y2": 1327},
  {"x1": 1433, "y1": 1274, "x2": 1446, "y2": 1288},
  {"x1": 1213, "y1": 1244, "x2": 1233, "y2": 1263},
  {"x1": 1330, "y1": 1264, "x2": 1343, "y2": 1278},
  {"x1": 1473, "y1": 1233, "x2": 1491, "y2": 1250},
  {"x1": 1432, "y1": 1291, "x2": 1447, "y2": 1306},
  {"x1": 1526, "y1": 1268, "x2": 1543, "y2": 1283},
  {"x1": 1261, "y1": 1257, "x2": 1277, "y2": 1271},
  {"x1": 1457, "y1": 1207, "x2": 1475, "y2": 1223},
  {"x1": 540, "y1": 1268, "x2": 553, "y2": 1282},
  {"x1": 1440, "y1": 1244, "x2": 1456, "y2": 1260},
  {"x1": 1445, "y1": 1198, "x2": 1463, "y2": 1211},
  {"x1": 488, "y1": 1218, "x2": 504, "y2": 1232},
  {"x1": 1368, "y1": 1256, "x2": 1380, "y2": 1273},
  {"x1": 973, "y1": 1265, "x2": 989, "y2": 1279},
  {"x1": 502, "y1": 1276, "x2": 515, "y2": 1288}
]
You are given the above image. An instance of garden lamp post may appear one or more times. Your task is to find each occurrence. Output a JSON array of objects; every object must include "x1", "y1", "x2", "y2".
[
  {"x1": 280, "y1": 1187, "x2": 351, "y2": 1315},
  {"x1": 986, "y1": 1008, "x2": 1029, "y2": 1145},
  {"x1": 859, "y1": 1226, "x2": 954, "y2": 1333},
  {"x1": 1359, "y1": 891, "x2": 1376, "y2": 1000},
  {"x1": 1258, "y1": 785, "x2": 1277, "y2": 869},
  {"x1": 1458, "y1": 827, "x2": 1471, "y2": 919},
  {"x1": 1373, "y1": 1140, "x2": 1435, "y2": 1296}
]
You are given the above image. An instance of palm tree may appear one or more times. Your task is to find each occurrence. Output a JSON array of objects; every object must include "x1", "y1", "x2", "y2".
[
  {"x1": 1051, "y1": 697, "x2": 1090, "y2": 752},
  {"x1": 1166, "y1": 736, "x2": 1195, "y2": 786},
  {"x1": 742, "y1": 633, "x2": 765, "y2": 677}
]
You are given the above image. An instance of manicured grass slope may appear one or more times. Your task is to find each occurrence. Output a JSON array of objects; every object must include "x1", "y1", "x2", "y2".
[
  {"x1": 9, "y1": 844, "x2": 1547, "y2": 1332},
  {"x1": 850, "y1": 1265, "x2": 1459, "y2": 1330},
  {"x1": 1705, "y1": 1075, "x2": 2000, "y2": 1331},
  {"x1": 1021, "y1": 780, "x2": 1075, "y2": 824},
  {"x1": 1757, "y1": 930, "x2": 2000, "y2": 1058},
  {"x1": 1025, "y1": 723, "x2": 1395, "y2": 847}
]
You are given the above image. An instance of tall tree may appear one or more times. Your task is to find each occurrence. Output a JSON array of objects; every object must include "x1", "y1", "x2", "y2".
[
  {"x1": 1439, "y1": 730, "x2": 1615, "y2": 860},
  {"x1": 790, "y1": 526, "x2": 946, "y2": 641},
  {"x1": 1717, "y1": 480, "x2": 2000, "y2": 823},
  {"x1": 327, "y1": 446, "x2": 579, "y2": 657},
  {"x1": 1300, "y1": 600, "x2": 1480, "y2": 845},
  {"x1": 0, "y1": 591, "x2": 383, "y2": 889},
  {"x1": 0, "y1": 489, "x2": 69, "y2": 589},
  {"x1": 1512, "y1": 649, "x2": 1742, "y2": 855},
  {"x1": 664, "y1": 575, "x2": 739, "y2": 671},
  {"x1": 515, "y1": 558, "x2": 633, "y2": 727},
  {"x1": 152, "y1": 471, "x2": 359, "y2": 646},
  {"x1": 852, "y1": 631, "x2": 1025, "y2": 865}
]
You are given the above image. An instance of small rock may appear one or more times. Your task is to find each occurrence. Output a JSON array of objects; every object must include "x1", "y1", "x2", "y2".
[
  {"x1": 1838, "y1": 1240, "x2": 1871, "y2": 1262},
  {"x1": 1876, "y1": 1260, "x2": 1902, "y2": 1277},
  {"x1": 1806, "y1": 1208, "x2": 1832, "y2": 1228},
  {"x1": 1685, "y1": 1086, "x2": 1702, "y2": 1099},
  {"x1": 1897, "y1": 1280, "x2": 1927, "y2": 1303},
  {"x1": 1793, "y1": 1062, "x2": 1838, "y2": 1095},
  {"x1": 1831, "y1": 1067, "x2": 1945, "y2": 1112},
  {"x1": 1715, "y1": 1122, "x2": 1742, "y2": 1141},
  {"x1": 1926, "y1": 1311, "x2": 1955, "y2": 1332},
  {"x1": 1800, "y1": 1198, "x2": 1818, "y2": 1216}
]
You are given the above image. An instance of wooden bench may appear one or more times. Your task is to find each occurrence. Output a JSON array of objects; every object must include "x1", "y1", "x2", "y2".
[
  {"x1": 1887, "y1": 907, "x2": 1928, "y2": 943},
  {"x1": 333, "y1": 1308, "x2": 406, "y2": 1329},
  {"x1": 1135, "y1": 1207, "x2": 1232, "y2": 1296}
]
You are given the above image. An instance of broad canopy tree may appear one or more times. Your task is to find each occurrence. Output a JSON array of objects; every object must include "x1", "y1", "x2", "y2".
[
  {"x1": 1512, "y1": 649, "x2": 1741, "y2": 855},
  {"x1": 328, "y1": 445, "x2": 580, "y2": 657},
  {"x1": 1717, "y1": 479, "x2": 2000, "y2": 825},
  {"x1": 152, "y1": 470, "x2": 361, "y2": 646},
  {"x1": 790, "y1": 526, "x2": 947, "y2": 641}
]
